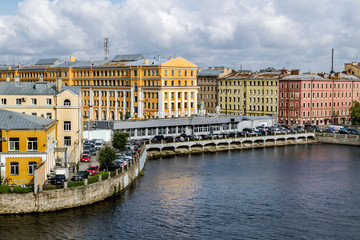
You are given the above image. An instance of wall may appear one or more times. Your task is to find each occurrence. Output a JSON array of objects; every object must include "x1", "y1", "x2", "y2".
[
  {"x1": 315, "y1": 133, "x2": 360, "y2": 146},
  {"x1": 0, "y1": 148, "x2": 146, "y2": 214}
]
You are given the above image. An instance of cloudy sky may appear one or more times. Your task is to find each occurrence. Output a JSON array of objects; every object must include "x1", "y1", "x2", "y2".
[{"x1": 0, "y1": 0, "x2": 359, "y2": 73}]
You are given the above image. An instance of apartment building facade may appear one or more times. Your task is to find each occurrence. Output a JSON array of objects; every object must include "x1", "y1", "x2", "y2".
[
  {"x1": 278, "y1": 71, "x2": 360, "y2": 125},
  {"x1": 0, "y1": 81, "x2": 82, "y2": 164},
  {"x1": 197, "y1": 67, "x2": 234, "y2": 113},
  {"x1": 0, "y1": 54, "x2": 199, "y2": 120},
  {"x1": 218, "y1": 69, "x2": 280, "y2": 121}
]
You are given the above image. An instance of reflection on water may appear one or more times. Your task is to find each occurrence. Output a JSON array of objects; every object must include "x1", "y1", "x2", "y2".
[{"x1": 1, "y1": 144, "x2": 360, "y2": 239}]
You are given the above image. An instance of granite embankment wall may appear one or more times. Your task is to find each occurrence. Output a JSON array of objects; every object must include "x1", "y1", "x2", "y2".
[
  {"x1": 0, "y1": 148, "x2": 147, "y2": 214},
  {"x1": 315, "y1": 133, "x2": 360, "y2": 146}
]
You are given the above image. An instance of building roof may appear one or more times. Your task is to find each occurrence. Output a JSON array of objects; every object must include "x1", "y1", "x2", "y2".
[
  {"x1": 53, "y1": 60, "x2": 108, "y2": 68},
  {"x1": 35, "y1": 58, "x2": 61, "y2": 65},
  {"x1": 112, "y1": 54, "x2": 145, "y2": 62},
  {"x1": 281, "y1": 74, "x2": 326, "y2": 80},
  {"x1": 0, "y1": 109, "x2": 56, "y2": 130},
  {"x1": 198, "y1": 69, "x2": 225, "y2": 77},
  {"x1": 0, "y1": 82, "x2": 80, "y2": 95}
]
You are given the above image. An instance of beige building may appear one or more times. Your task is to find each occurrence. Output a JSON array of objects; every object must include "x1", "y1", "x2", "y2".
[
  {"x1": 218, "y1": 69, "x2": 280, "y2": 121},
  {"x1": 197, "y1": 67, "x2": 234, "y2": 113},
  {"x1": 0, "y1": 81, "x2": 82, "y2": 165}
]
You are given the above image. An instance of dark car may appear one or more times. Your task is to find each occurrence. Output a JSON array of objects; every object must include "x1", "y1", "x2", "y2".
[
  {"x1": 71, "y1": 171, "x2": 89, "y2": 181},
  {"x1": 90, "y1": 148, "x2": 97, "y2": 156},
  {"x1": 164, "y1": 136, "x2": 175, "y2": 143},
  {"x1": 152, "y1": 135, "x2": 164, "y2": 143},
  {"x1": 338, "y1": 129, "x2": 348, "y2": 134}
]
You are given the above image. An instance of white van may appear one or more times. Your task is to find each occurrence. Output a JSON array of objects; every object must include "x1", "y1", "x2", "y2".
[{"x1": 94, "y1": 139, "x2": 104, "y2": 150}]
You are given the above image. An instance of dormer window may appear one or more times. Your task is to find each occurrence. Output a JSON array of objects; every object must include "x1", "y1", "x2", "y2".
[{"x1": 64, "y1": 99, "x2": 71, "y2": 106}]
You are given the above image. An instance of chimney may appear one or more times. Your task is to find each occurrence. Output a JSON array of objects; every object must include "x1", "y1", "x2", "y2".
[
  {"x1": 69, "y1": 56, "x2": 76, "y2": 62},
  {"x1": 330, "y1": 48, "x2": 334, "y2": 74},
  {"x1": 318, "y1": 73, "x2": 326, "y2": 78},
  {"x1": 291, "y1": 69, "x2": 300, "y2": 75},
  {"x1": 281, "y1": 69, "x2": 290, "y2": 75},
  {"x1": 56, "y1": 78, "x2": 62, "y2": 92},
  {"x1": 169, "y1": 56, "x2": 173, "y2": 60},
  {"x1": 144, "y1": 60, "x2": 149, "y2": 64},
  {"x1": 335, "y1": 72, "x2": 341, "y2": 78}
]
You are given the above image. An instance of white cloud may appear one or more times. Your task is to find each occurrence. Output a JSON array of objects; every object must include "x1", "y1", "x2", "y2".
[{"x1": 0, "y1": 0, "x2": 359, "y2": 72}]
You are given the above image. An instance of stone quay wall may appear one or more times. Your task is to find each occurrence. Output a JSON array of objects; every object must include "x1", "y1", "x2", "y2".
[
  {"x1": 0, "y1": 148, "x2": 147, "y2": 214},
  {"x1": 315, "y1": 133, "x2": 360, "y2": 146}
]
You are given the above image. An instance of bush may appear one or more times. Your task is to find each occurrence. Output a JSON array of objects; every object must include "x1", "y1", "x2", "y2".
[
  {"x1": 68, "y1": 181, "x2": 84, "y2": 188},
  {"x1": 0, "y1": 185, "x2": 10, "y2": 193},
  {"x1": 0, "y1": 185, "x2": 33, "y2": 194}
]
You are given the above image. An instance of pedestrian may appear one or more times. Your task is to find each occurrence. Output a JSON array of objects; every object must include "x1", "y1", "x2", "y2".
[{"x1": 72, "y1": 165, "x2": 75, "y2": 173}]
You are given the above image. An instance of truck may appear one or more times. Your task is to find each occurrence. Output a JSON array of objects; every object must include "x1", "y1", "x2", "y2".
[
  {"x1": 328, "y1": 125, "x2": 345, "y2": 132},
  {"x1": 54, "y1": 168, "x2": 69, "y2": 185},
  {"x1": 94, "y1": 139, "x2": 104, "y2": 150}
]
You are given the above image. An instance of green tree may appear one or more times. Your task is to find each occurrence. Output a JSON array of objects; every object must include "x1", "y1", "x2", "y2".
[
  {"x1": 112, "y1": 132, "x2": 129, "y2": 151},
  {"x1": 350, "y1": 101, "x2": 360, "y2": 125},
  {"x1": 98, "y1": 146, "x2": 117, "y2": 170}
]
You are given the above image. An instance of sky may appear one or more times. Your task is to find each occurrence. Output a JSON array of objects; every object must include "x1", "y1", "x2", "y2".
[{"x1": 0, "y1": 0, "x2": 359, "y2": 73}]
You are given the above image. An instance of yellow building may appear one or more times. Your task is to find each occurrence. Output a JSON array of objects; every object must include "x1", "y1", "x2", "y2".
[
  {"x1": 0, "y1": 54, "x2": 199, "y2": 120},
  {"x1": 245, "y1": 71, "x2": 279, "y2": 120},
  {"x1": 0, "y1": 81, "x2": 82, "y2": 165},
  {"x1": 218, "y1": 69, "x2": 280, "y2": 121},
  {"x1": 0, "y1": 109, "x2": 57, "y2": 186},
  {"x1": 218, "y1": 71, "x2": 251, "y2": 115}
]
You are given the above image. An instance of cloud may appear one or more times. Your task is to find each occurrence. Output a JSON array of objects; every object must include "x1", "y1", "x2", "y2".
[{"x1": 0, "y1": 0, "x2": 359, "y2": 72}]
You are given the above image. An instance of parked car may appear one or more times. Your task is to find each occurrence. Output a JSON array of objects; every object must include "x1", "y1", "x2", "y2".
[
  {"x1": 94, "y1": 139, "x2": 104, "y2": 150},
  {"x1": 81, "y1": 153, "x2": 91, "y2": 162},
  {"x1": 89, "y1": 148, "x2": 96, "y2": 156},
  {"x1": 87, "y1": 166, "x2": 99, "y2": 175},
  {"x1": 338, "y1": 129, "x2": 348, "y2": 134},
  {"x1": 348, "y1": 128, "x2": 360, "y2": 135},
  {"x1": 152, "y1": 135, "x2": 164, "y2": 143},
  {"x1": 164, "y1": 136, "x2": 175, "y2": 143},
  {"x1": 71, "y1": 171, "x2": 89, "y2": 181}
]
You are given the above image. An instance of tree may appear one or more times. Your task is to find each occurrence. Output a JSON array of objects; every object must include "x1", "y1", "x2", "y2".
[
  {"x1": 112, "y1": 132, "x2": 129, "y2": 151},
  {"x1": 98, "y1": 146, "x2": 117, "y2": 171},
  {"x1": 350, "y1": 101, "x2": 360, "y2": 125}
]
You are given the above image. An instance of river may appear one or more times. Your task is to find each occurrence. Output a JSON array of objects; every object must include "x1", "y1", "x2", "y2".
[{"x1": 1, "y1": 144, "x2": 360, "y2": 239}]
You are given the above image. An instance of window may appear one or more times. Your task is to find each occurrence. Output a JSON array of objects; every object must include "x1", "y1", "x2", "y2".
[
  {"x1": 16, "y1": 98, "x2": 22, "y2": 105},
  {"x1": 27, "y1": 137, "x2": 38, "y2": 151},
  {"x1": 165, "y1": 70, "x2": 168, "y2": 76},
  {"x1": 64, "y1": 99, "x2": 71, "y2": 106},
  {"x1": 9, "y1": 138, "x2": 20, "y2": 151},
  {"x1": 46, "y1": 98, "x2": 52, "y2": 105},
  {"x1": 1, "y1": 98, "x2": 6, "y2": 105},
  {"x1": 28, "y1": 161, "x2": 37, "y2": 175},
  {"x1": 64, "y1": 121, "x2": 71, "y2": 131},
  {"x1": 64, "y1": 136, "x2": 71, "y2": 146},
  {"x1": 10, "y1": 162, "x2": 19, "y2": 175},
  {"x1": 31, "y1": 98, "x2": 37, "y2": 105}
]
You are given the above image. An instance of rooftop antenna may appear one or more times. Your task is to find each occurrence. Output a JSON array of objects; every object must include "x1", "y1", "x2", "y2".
[
  {"x1": 104, "y1": 38, "x2": 109, "y2": 60},
  {"x1": 330, "y1": 48, "x2": 334, "y2": 74}
]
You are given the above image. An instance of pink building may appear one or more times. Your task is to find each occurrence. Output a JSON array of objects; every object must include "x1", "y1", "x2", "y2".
[{"x1": 279, "y1": 70, "x2": 360, "y2": 125}]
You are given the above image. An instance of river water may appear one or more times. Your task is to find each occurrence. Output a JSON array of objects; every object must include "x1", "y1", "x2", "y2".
[{"x1": 1, "y1": 144, "x2": 360, "y2": 239}]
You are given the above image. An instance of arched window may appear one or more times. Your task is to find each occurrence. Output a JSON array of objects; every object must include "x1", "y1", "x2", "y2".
[{"x1": 64, "y1": 99, "x2": 71, "y2": 106}]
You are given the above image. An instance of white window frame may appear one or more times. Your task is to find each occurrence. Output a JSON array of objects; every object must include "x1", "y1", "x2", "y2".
[
  {"x1": 9, "y1": 138, "x2": 20, "y2": 151},
  {"x1": 64, "y1": 136, "x2": 71, "y2": 146},
  {"x1": 31, "y1": 98, "x2": 37, "y2": 105},
  {"x1": 64, "y1": 121, "x2": 71, "y2": 131},
  {"x1": 27, "y1": 137, "x2": 38, "y2": 151}
]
